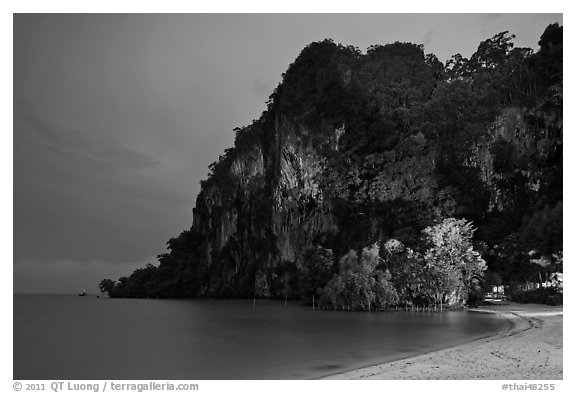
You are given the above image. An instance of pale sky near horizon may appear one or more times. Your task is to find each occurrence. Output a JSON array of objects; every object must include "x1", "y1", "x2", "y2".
[{"x1": 13, "y1": 13, "x2": 563, "y2": 294}]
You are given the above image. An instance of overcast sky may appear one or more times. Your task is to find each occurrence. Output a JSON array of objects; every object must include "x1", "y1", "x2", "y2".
[{"x1": 13, "y1": 13, "x2": 562, "y2": 294}]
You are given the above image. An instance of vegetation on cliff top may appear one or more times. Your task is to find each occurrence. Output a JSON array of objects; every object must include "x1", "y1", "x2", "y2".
[{"x1": 100, "y1": 24, "x2": 562, "y2": 307}]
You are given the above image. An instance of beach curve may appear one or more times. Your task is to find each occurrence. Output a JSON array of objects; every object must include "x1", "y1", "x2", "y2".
[{"x1": 322, "y1": 302, "x2": 562, "y2": 380}]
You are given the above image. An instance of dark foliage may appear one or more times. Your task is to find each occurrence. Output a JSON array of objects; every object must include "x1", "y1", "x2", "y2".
[{"x1": 509, "y1": 286, "x2": 562, "y2": 306}]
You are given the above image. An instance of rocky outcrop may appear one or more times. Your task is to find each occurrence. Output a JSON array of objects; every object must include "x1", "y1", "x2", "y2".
[
  {"x1": 468, "y1": 105, "x2": 561, "y2": 212},
  {"x1": 190, "y1": 109, "x2": 344, "y2": 296}
]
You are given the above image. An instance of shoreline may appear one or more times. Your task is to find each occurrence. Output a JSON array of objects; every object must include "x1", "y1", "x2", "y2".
[{"x1": 322, "y1": 302, "x2": 563, "y2": 380}]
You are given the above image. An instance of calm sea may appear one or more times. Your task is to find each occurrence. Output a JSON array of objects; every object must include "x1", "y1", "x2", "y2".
[{"x1": 14, "y1": 294, "x2": 507, "y2": 380}]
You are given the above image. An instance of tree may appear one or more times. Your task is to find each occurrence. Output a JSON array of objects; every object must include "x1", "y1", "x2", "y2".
[
  {"x1": 421, "y1": 218, "x2": 487, "y2": 306},
  {"x1": 319, "y1": 243, "x2": 398, "y2": 310},
  {"x1": 493, "y1": 202, "x2": 563, "y2": 288},
  {"x1": 532, "y1": 23, "x2": 562, "y2": 85},
  {"x1": 98, "y1": 279, "x2": 117, "y2": 296},
  {"x1": 469, "y1": 31, "x2": 515, "y2": 70},
  {"x1": 298, "y1": 246, "x2": 335, "y2": 301},
  {"x1": 519, "y1": 201, "x2": 562, "y2": 261}
]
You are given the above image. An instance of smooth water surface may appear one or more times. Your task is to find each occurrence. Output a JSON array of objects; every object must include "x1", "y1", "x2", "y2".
[{"x1": 14, "y1": 295, "x2": 507, "y2": 379}]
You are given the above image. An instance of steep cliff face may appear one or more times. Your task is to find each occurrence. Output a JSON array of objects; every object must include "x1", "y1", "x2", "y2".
[
  {"x1": 191, "y1": 110, "x2": 342, "y2": 296},
  {"x1": 192, "y1": 140, "x2": 269, "y2": 296},
  {"x1": 469, "y1": 107, "x2": 538, "y2": 211},
  {"x1": 468, "y1": 98, "x2": 562, "y2": 214},
  {"x1": 271, "y1": 119, "x2": 337, "y2": 263}
]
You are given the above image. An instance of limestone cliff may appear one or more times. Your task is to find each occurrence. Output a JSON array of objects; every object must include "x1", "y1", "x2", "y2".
[{"x1": 191, "y1": 109, "x2": 340, "y2": 296}]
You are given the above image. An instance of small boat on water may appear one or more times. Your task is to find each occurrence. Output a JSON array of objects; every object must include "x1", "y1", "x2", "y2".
[{"x1": 78, "y1": 289, "x2": 87, "y2": 297}]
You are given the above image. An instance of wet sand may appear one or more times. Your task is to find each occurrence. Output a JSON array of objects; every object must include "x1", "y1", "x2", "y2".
[{"x1": 323, "y1": 302, "x2": 563, "y2": 380}]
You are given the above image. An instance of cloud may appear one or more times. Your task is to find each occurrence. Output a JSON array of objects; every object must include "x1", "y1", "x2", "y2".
[
  {"x1": 421, "y1": 29, "x2": 434, "y2": 48},
  {"x1": 14, "y1": 103, "x2": 161, "y2": 171},
  {"x1": 13, "y1": 102, "x2": 193, "y2": 269}
]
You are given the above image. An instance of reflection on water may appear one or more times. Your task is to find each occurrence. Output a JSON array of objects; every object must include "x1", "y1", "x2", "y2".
[{"x1": 14, "y1": 295, "x2": 507, "y2": 379}]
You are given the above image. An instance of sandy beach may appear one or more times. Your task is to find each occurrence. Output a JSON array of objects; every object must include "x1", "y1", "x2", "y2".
[{"x1": 323, "y1": 302, "x2": 563, "y2": 380}]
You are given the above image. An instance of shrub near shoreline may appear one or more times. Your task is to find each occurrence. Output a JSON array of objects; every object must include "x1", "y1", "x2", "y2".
[
  {"x1": 300, "y1": 217, "x2": 487, "y2": 311},
  {"x1": 509, "y1": 287, "x2": 563, "y2": 306}
]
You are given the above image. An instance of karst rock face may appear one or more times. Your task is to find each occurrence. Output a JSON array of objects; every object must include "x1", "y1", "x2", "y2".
[
  {"x1": 192, "y1": 105, "x2": 340, "y2": 297},
  {"x1": 467, "y1": 105, "x2": 562, "y2": 213}
]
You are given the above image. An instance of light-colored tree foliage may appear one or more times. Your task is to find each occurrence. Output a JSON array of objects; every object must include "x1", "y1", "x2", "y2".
[
  {"x1": 384, "y1": 218, "x2": 487, "y2": 307},
  {"x1": 421, "y1": 218, "x2": 487, "y2": 305}
]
